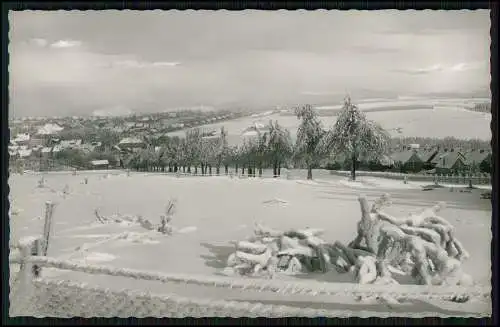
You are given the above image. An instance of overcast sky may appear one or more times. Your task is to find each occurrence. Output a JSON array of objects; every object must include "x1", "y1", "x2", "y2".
[{"x1": 9, "y1": 10, "x2": 491, "y2": 117}]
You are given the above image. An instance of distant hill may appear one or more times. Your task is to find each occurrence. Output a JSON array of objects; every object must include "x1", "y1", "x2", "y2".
[{"x1": 92, "y1": 107, "x2": 133, "y2": 117}]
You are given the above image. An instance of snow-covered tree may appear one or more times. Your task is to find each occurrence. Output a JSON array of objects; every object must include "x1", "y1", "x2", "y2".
[
  {"x1": 319, "y1": 96, "x2": 390, "y2": 181},
  {"x1": 240, "y1": 137, "x2": 258, "y2": 177},
  {"x1": 185, "y1": 129, "x2": 202, "y2": 174},
  {"x1": 97, "y1": 129, "x2": 120, "y2": 152},
  {"x1": 200, "y1": 137, "x2": 218, "y2": 175},
  {"x1": 255, "y1": 130, "x2": 270, "y2": 177},
  {"x1": 157, "y1": 136, "x2": 180, "y2": 172},
  {"x1": 294, "y1": 105, "x2": 326, "y2": 180},
  {"x1": 231, "y1": 145, "x2": 244, "y2": 174},
  {"x1": 174, "y1": 139, "x2": 188, "y2": 173},
  {"x1": 135, "y1": 147, "x2": 157, "y2": 171},
  {"x1": 267, "y1": 120, "x2": 293, "y2": 177},
  {"x1": 214, "y1": 127, "x2": 231, "y2": 175}
]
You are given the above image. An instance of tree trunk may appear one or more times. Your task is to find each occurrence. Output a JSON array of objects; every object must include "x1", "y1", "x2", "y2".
[
  {"x1": 195, "y1": 166, "x2": 198, "y2": 175},
  {"x1": 242, "y1": 166, "x2": 245, "y2": 175},
  {"x1": 174, "y1": 164, "x2": 178, "y2": 173},
  {"x1": 209, "y1": 165, "x2": 212, "y2": 175},
  {"x1": 273, "y1": 162, "x2": 278, "y2": 177},
  {"x1": 236, "y1": 164, "x2": 239, "y2": 174},
  {"x1": 187, "y1": 166, "x2": 191, "y2": 173},
  {"x1": 351, "y1": 152, "x2": 357, "y2": 181},
  {"x1": 278, "y1": 163, "x2": 281, "y2": 176},
  {"x1": 225, "y1": 165, "x2": 229, "y2": 175},
  {"x1": 248, "y1": 166, "x2": 252, "y2": 177},
  {"x1": 307, "y1": 165, "x2": 313, "y2": 180},
  {"x1": 168, "y1": 165, "x2": 172, "y2": 173},
  {"x1": 216, "y1": 166, "x2": 220, "y2": 175},
  {"x1": 258, "y1": 165, "x2": 263, "y2": 177},
  {"x1": 182, "y1": 166, "x2": 186, "y2": 173},
  {"x1": 201, "y1": 163, "x2": 205, "y2": 175}
]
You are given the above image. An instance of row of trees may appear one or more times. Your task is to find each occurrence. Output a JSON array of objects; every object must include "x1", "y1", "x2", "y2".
[{"x1": 125, "y1": 97, "x2": 391, "y2": 181}]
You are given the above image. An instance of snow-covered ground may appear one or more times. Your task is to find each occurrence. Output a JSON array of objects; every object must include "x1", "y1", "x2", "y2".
[{"x1": 8, "y1": 171, "x2": 492, "y2": 316}]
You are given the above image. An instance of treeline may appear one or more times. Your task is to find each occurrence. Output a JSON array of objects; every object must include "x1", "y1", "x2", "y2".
[
  {"x1": 125, "y1": 98, "x2": 391, "y2": 181},
  {"x1": 389, "y1": 136, "x2": 490, "y2": 151},
  {"x1": 33, "y1": 98, "x2": 491, "y2": 180},
  {"x1": 125, "y1": 123, "x2": 293, "y2": 177},
  {"x1": 35, "y1": 99, "x2": 394, "y2": 181},
  {"x1": 468, "y1": 102, "x2": 491, "y2": 113}
]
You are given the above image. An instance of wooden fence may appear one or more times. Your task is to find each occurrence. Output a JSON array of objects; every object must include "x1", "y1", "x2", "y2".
[
  {"x1": 330, "y1": 171, "x2": 491, "y2": 185},
  {"x1": 9, "y1": 236, "x2": 490, "y2": 317}
]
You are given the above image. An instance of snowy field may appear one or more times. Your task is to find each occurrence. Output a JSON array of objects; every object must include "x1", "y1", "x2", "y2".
[
  {"x1": 167, "y1": 99, "x2": 491, "y2": 146},
  {"x1": 9, "y1": 171, "x2": 492, "y2": 316}
]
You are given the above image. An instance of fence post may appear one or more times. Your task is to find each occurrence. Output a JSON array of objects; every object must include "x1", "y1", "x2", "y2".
[
  {"x1": 17, "y1": 236, "x2": 42, "y2": 300},
  {"x1": 42, "y1": 201, "x2": 56, "y2": 256}
]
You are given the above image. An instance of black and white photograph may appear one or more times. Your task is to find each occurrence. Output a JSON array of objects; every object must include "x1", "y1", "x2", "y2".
[{"x1": 7, "y1": 9, "x2": 492, "y2": 318}]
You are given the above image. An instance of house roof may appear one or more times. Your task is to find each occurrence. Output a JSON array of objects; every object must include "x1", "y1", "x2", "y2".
[
  {"x1": 390, "y1": 150, "x2": 423, "y2": 164},
  {"x1": 431, "y1": 150, "x2": 465, "y2": 165},
  {"x1": 417, "y1": 149, "x2": 438, "y2": 162},
  {"x1": 60, "y1": 139, "x2": 82, "y2": 147},
  {"x1": 37, "y1": 123, "x2": 64, "y2": 135},
  {"x1": 13, "y1": 133, "x2": 30, "y2": 143},
  {"x1": 18, "y1": 149, "x2": 32, "y2": 158},
  {"x1": 379, "y1": 155, "x2": 395, "y2": 166},
  {"x1": 464, "y1": 150, "x2": 492, "y2": 165},
  {"x1": 434, "y1": 151, "x2": 465, "y2": 169}
]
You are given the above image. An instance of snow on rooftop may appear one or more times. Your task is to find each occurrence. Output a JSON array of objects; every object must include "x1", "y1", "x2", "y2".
[
  {"x1": 13, "y1": 133, "x2": 30, "y2": 143},
  {"x1": 119, "y1": 137, "x2": 143, "y2": 144},
  {"x1": 37, "y1": 123, "x2": 64, "y2": 135},
  {"x1": 18, "y1": 149, "x2": 32, "y2": 158},
  {"x1": 242, "y1": 130, "x2": 259, "y2": 137},
  {"x1": 91, "y1": 160, "x2": 109, "y2": 166},
  {"x1": 60, "y1": 139, "x2": 82, "y2": 147}
]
